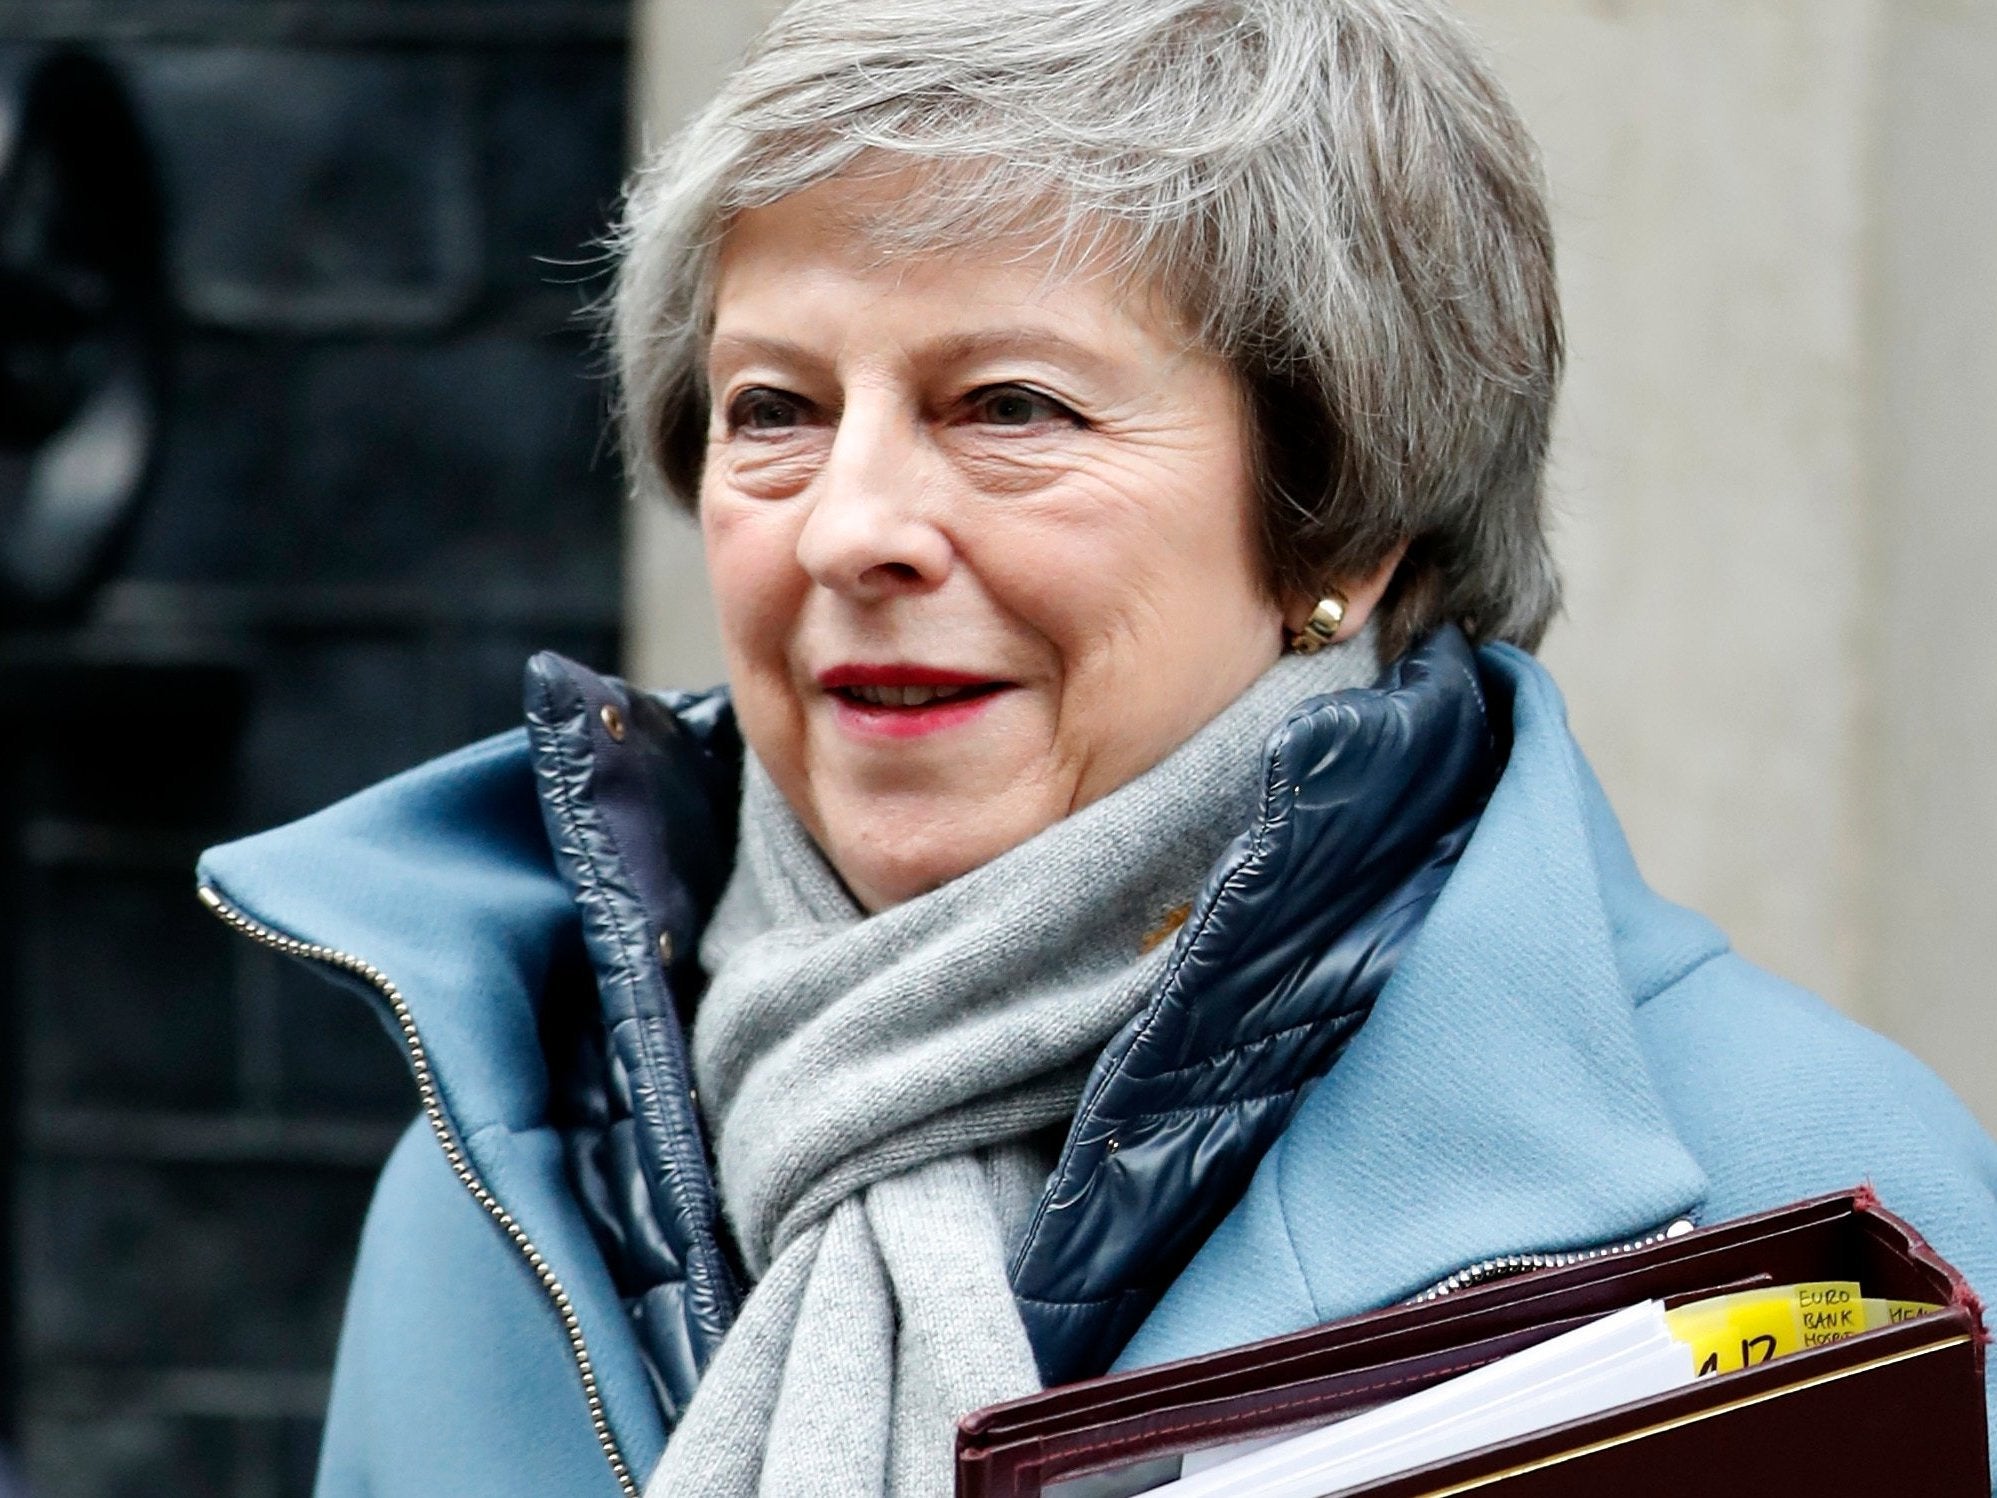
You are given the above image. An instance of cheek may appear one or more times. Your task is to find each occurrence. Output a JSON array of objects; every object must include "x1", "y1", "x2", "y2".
[
  {"x1": 700, "y1": 496, "x2": 812, "y2": 777},
  {"x1": 703, "y1": 507, "x2": 828, "y2": 871},
  {"x1": 976, "y1": 440, "x2": 1265, "y2": 663},
  {"x1": 702, "y1": 496, "x2": 799, "y2": 654},
  {"x1": 974, "y1": 433, "x2": 1278, "y2": 789}
]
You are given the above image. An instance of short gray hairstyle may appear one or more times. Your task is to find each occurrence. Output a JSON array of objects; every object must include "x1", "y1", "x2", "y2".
[{"x1": 613, "y1": 0, "x2": 1564, "y2": 653}]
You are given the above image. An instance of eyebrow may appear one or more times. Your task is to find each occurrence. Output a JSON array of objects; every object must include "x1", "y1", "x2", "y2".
[
  {"x1": 918, "y1": 328, "x2": 1119, "y2": 376},
  {"x1": 705, "y1": 327, "x2": 1122, "y2": 382},
  {"x1": 705, "y1": 333, "x2": 833, "y2": 380}
]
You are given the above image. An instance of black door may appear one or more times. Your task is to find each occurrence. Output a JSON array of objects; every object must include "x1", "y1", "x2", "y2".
[{"x1": 1, "y1": 7, "x2": 630, "y2": 1494}]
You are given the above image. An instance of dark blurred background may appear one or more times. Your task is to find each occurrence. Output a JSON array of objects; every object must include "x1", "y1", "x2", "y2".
[{"x1": 0, "y1": 4, "x2": 630, "y2": 1494}]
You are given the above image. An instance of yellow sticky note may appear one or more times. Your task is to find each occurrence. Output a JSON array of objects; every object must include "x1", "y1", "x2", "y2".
[
  {"x1": 1667, "y1": 1282, "x2": 1872, "y2": 1375},
  {"x1": 1667, "y1": 1290, "x2": 1806, "y2": 1376},
  {"x1": 1863, "y1": 1297, "x2": 1941, "y2": 1330},
  {"x1": 1795, "y1": 1282, "x2": 1866, "y2": 1348}
]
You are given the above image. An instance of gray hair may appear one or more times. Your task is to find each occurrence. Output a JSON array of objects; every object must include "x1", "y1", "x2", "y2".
[{"x1": 613, "y1": 0, "x2": 1564, "y2": 653}]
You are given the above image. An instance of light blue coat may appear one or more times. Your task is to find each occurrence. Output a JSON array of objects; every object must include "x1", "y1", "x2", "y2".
[
  {"x1": 1121, "y1": 646, "x2": 1997, "y2": 1479},
  {"x1": 196, "y1": 646, "x2": 1997, "y2": 1495}
]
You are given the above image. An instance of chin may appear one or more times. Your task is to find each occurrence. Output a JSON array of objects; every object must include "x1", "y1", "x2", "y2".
[
  {"x1": 830, "y1": 819, "x2": 1021, "y2": 912},
  {"x1": 813, "y1": 777, "x2": 1053, "y2": 910},
  {"x1": 842, "y1": 848, "x2": 977, "y2": 912}
]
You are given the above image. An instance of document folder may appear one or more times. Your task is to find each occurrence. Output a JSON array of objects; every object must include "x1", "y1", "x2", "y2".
[{"x1": 957, "y1": 1190, "x2": 1989, "y2": 1497}]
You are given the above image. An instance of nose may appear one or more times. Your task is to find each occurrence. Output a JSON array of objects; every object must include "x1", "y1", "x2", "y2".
[{"x1": 793, "y1": 393, "x2": 952, "y2": 600}]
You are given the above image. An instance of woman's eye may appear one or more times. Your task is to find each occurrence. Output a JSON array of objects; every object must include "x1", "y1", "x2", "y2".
[
  {"x1": 969, "y1": 386, "x2": 1073, "y2": 428},
  {"x1": 726, "y1": 388, "x2": 808, "y2": 432}
]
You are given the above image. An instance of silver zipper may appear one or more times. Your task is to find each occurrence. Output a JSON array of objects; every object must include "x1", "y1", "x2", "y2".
[
  {"x1": 1405, "y1": 1217, "x2": 1698, "y2": 1304},
  {"x1": 198, "y1": 884, "x2": 640, "y2": 1498}
]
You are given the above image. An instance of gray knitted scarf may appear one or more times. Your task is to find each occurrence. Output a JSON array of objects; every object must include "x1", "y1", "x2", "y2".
[{"x1": 645, "y1": 638, "x2": 1380, "y2": 1498}]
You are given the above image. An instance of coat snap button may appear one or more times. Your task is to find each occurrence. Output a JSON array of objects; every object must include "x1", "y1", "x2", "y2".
[
  {"x1": 657, "y1": 931, "x2": 674, "y2": 966},
  {"x1": 599, "y1": 703, "x2": 626, "y2": 741}
]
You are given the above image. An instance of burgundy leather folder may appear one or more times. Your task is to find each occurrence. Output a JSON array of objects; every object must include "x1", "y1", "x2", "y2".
[{"x1": 957, "y1": 1190, "x2": 1989, "y2": 1497}]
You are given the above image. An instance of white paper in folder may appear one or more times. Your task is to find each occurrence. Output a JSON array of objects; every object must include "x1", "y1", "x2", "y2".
[{"x1": 1144, "y1": 1301, "x2": 1698, "y2": 1498}]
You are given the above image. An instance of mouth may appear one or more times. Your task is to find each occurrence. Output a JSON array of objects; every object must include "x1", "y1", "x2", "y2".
[
  {"x1": 834, "y1": 680, "x2": 1002, "y2": 708},
  {"x1": 818, "y1": 665, "x2": 1013, "y2": 738}
]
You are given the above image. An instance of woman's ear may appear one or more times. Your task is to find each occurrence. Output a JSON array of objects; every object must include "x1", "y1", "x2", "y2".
[{"x1": 1285, "y1": 541, "x2": 1410, "y2": 644}]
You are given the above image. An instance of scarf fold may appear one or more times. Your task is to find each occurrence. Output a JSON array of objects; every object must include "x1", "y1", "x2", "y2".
[{"x1": 645, "y1": 638, "x2": 1381, "y2": 1497}]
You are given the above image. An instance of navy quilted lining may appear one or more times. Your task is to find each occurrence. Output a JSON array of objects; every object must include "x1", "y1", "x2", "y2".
[{"x1": 525, "y1": 658, "x2": 745, "y2": 1423}]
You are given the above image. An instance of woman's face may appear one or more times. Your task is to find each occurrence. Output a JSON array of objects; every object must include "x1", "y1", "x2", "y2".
[{"x1": 701, "y1": 177, "x2": 1286, "y2": 910}]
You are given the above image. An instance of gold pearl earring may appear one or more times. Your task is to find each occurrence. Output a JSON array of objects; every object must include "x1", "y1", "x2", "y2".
[{"x1": 1287, "y1": 593, "x2": 1347, "y2": 655}]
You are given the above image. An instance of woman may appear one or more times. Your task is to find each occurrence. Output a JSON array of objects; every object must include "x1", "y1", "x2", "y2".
[{"x1": 195, "y1": 0, "x2": 1997, "y2": 1494}]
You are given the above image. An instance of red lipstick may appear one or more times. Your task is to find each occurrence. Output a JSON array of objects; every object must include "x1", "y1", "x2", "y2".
[
  {"x1": 817, "y1": 664, "x2": 994, "y2": 689},
  {"x1": 817, "y1": 663, "x2": 1011, "y2": 739}
]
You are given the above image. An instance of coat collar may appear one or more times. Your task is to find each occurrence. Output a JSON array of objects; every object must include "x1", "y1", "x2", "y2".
[
  {"x1": 199, "y1": 728, "x2": 568, "y2": 1137},
  {"x1": 196, "y1": 727, "x2": 672, "y2": 1471},
  {"x1": 1011, "y1": 627, "x2": 1503, "y2": 1376},
  {"x1": 1119, "y1": 645, "x2": 1720, "y2": 1367}
]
